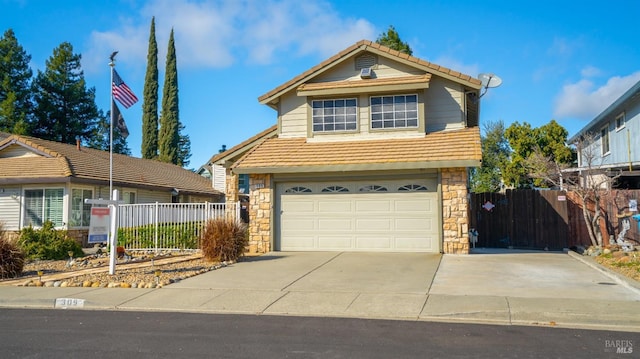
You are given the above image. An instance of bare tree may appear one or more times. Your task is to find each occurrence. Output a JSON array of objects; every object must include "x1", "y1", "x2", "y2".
[{"x1": 526, "y1": 133, "x2": 620, "y2": 248}]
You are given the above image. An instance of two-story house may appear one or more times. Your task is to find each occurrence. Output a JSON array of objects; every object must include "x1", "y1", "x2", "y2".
[
  {"x1": 215, "y1": 40, "x2": 483, "y2": 254},
  {"x1": 568, "y1": 79, "x2": 640, "y2": 189}
]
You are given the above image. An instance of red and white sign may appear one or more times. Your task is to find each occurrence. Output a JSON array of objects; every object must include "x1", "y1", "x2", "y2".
[{"x1": 88, "y1": 207, "x2": 110, "y2": 243}]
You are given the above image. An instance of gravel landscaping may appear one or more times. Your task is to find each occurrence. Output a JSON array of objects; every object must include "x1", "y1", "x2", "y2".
[{"x1": 3, "y1": 251, "x2": 227, "y2": 289}]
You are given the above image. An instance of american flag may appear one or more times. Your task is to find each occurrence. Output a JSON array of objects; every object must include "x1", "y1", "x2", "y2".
[{"x1": 112, "y1": 69, "x2": 138, "y2": 108}]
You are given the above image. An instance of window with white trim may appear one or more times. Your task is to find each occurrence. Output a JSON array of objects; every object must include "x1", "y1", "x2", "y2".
[
  {"x1": 370, "y1": 94, "x2": 418, "y2": 129},
  {"x1": 615, "y1": 112, "x2": 625, "y2": 130},
  {"x1": 284, "y1": 186, "x2": 312, "y2": 193},
  {"x1": 123, "y1": 191, "x2": 136, "y2": 204},
  {"x1": 601, "y1": 126, "x2": 610, "y2": 155},
  {"x1": 312, "y1": 98, "x2": 357, "y2": 132},
  {"x1": 23, "y1": 188, "x2": 64, "y2": 227},
  {"x1": 398, "y1": 184, "x2": 428, "y2": 192},
  {"x1": 359, "y1": 185, "x2": 388, "y2": 192},
  {"x1": 321, "y1": 186, "x2": 349, "y2": 193},
  {"x1": 70, "y1": 188, "x2": 92, "y2": 227}
]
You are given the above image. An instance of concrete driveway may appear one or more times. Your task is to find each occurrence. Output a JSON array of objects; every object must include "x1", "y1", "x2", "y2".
[
  {"x1": 4, "y1": 250, "x2": 639, "y2": 329},
  {"x1": 155, "y1": 250, "x2": 640, "y2": 328}
]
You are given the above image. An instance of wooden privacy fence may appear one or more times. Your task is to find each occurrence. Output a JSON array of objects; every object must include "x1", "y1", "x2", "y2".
[
  {"x1": 470, "y1": 189, "x2": 640, "y2": 250},
  {"x1": 470, "y1": 190, "x2": 569, "y2": 250}
]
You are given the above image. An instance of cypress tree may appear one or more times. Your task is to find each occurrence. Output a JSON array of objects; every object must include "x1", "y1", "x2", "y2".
[
  {"x1": 0, "y1": 29, "x2": 33, "y2": 135},
  {"x1": 141, "y1": 17, "x2": 159, "y2": 159},
  {"x1": 158, "y1": 28, "x2": 180, "y2": 164}
]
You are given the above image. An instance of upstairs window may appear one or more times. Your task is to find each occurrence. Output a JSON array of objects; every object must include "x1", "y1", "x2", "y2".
[
  {"x1": 312, "y1": 98, "x2": 358, "y2": 132},
  {"x1": 615, "y1": 112, "x2": 625, "y2": 131},
  {"x1": 601, "y1": 126, "x2": 610, "y2": 155},
  {"x1": 370, "y1": 94, "x2": 418, "y2": 129}
]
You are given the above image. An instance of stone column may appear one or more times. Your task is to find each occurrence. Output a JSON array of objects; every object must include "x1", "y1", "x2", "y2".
[
  {"x1": 248, "y1": 174, "x2": 272, "y2": 254},
  {"x1": 441, "y1": 168, "x2": 470, "y2": 254},
  {"x1": 225, "y1": 168, "x2": 239, "y2": 219}
]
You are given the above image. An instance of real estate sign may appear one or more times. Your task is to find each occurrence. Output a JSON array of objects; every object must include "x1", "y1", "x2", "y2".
[{"x1": 88, "y1": 207, "x2": 110, "y2": 243}]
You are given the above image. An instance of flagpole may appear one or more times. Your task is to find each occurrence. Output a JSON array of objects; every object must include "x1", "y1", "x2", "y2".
[{"x1": 109, "y1": 58, "x2": 115, "y2": 200}]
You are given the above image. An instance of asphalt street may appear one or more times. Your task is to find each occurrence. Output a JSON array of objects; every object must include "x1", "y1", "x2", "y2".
[{"x1": 1, "y1": 309, "x2": 637, "y2": 358}]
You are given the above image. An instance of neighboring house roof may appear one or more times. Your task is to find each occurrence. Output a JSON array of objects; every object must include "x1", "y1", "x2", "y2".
[
  {"x1": 0, "y1": 134, "x2": 220, "y2": 196},
  {"x1": 208, "y1": 125, "x2": 278, "y2": 167},
  {"x1": 232, "y1": 127, "x2": 482, "y2": 174},
  {"x1": 568, "y1": 79, "x2": 640, "y2": 143},
  {"x1": 258, "y1": 40, "x2": 482, "y2": 107}
]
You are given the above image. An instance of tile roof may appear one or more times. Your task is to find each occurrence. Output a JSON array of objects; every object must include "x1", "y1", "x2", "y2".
[
  {"x1": 208, "y1": 125, "x2": 278, "y2": 166},
  {"x1": 0, "y1": 134, "x2": 220, "y2": 196},
  {"x1": 259, "y1": 40, "x2": 481, "y2": 104},
  {"x1": 232, "y1": 127, "x2": 481, "y2": 173}
]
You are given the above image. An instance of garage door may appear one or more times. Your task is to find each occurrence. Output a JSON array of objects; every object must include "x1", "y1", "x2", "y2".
[{"x1": 276, "y1": 179, "x2": 439, "y2": 252}]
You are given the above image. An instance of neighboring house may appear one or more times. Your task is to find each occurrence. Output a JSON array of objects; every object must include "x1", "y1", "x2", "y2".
[
  {"x1": 206, "y1": 125, "x2": 278, "y2": 201},
  {"x1": 0, "y1": 133, "x2": 222, "y2": 242},
  {"x1": 214, "y1": 40, "x2": 483, "y2": 254},
  {"x1": 568, "y1": 80, "x2": 640, "y2": 189}
]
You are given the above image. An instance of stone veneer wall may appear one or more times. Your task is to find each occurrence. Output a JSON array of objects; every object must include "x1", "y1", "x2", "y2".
[
  {"x1": 248, "y1": 174, "x2": 272, "y2": 254},
  {"x1": 225, "y1": 169, "x2": 239, "y2": 218},
  {"x1": 441, "y1": 168, "x2": 470, "y2": 254}
]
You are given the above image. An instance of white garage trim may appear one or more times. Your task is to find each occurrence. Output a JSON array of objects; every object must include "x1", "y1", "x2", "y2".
[{"x1": 275, "y1": 179, "x2": 440, "y2": 252}]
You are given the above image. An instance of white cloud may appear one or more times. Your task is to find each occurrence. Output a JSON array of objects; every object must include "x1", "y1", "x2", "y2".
[
  {"x1": 82, "y1": 0, "x2": 376, "y2": 72},
  {"x1": 553, "y1": 71, "x2": 640, "y2": 119},
  {"x1": 580, "y1": 65, "x2": 601, "y2": 78}
]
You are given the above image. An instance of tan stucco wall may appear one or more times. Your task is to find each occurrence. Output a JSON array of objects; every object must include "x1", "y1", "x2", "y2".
[{"x1": 441, "y1": 168, "x2": 470, "y2": 254}]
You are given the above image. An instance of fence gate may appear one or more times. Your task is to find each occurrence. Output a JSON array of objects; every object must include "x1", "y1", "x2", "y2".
[{"x1": 470, "y1": 190, "x2": 569, "y2": 250}]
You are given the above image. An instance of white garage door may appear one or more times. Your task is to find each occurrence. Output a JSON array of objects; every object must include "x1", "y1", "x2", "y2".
[{"x1": 276, "y1": 179, "x2": 439, "y2": 252}]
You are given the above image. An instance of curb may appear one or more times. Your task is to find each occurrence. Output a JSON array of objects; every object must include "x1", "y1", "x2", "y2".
[{"x1": 567, "y1": 250, "x2": 640, "y2": 297}]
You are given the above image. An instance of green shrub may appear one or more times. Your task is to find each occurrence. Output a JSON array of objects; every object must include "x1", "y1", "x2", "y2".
[
  {"x1": 118, "y1": 222, "x2": 201, "y2": 249},
  {"x1": 200, "y1": 218, "x2": 248, "y2": 262},
  {"x1": 0, "y1": 222, "x2": 25, "y2": 279},
  {"x1": 18, "y1": 221, "x2": 84, "y2": 260}
]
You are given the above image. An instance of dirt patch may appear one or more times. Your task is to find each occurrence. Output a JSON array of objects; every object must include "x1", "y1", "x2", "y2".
[{"x1": 595, "y1": 253, "x2": 640, "y2": 282}]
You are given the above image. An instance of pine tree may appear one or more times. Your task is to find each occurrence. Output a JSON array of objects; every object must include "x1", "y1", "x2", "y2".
[
  {"x1": 141, "y1": 17, "x2": 159, "y2": 159},
  {"x1": 86, "y1": 110, "x2": 131, "y2": 155},
  {"x1": 375, "y1": 25, "x2": 413, "y2": 55},
  {"x1": 158, "y1": 28, "x2": 181, "y2": 164},
  {"x1": 30, "y1": 42, "x2": 100, "y2": 144},
  {"x1": 0, "y1": 29, "x2": 33, "y2": 134}
]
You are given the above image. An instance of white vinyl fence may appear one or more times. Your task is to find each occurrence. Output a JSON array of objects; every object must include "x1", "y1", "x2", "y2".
[{"x1": 117, "y1": 202, "x2": 239, "y2": 252}]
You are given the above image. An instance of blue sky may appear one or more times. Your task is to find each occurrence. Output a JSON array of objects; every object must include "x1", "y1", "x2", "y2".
[{"x1": 3, "y1": 0, "x2": 640, "y2": 169}]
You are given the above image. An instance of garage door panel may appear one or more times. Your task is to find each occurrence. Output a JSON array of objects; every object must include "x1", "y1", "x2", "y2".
[
  {"x1": 395, "y1": 218, "x2": 431, "y2": 231},
  {"x1": 282, "y1": 218, "x2": 316, "y2": 231},
  {"x1": 395, "y1": 236, "x2": 434, "y2": 250},
  {"x1": 356, "y1": 218, "x2": 392, "y2": 231},
  {"x1": 282, "y1": 200, "x2": 315, "y2": 212},
  {"x1": 356, "y1": 236, "x2": 391, "y2": 249},
  {"x1": 318, "y1": 236, "x2": 352, "y2": 249},
  {"x1": 395, "y1": 199, "x2": 433, "y2": 212},
  {"x1": 318, "y1": 200, "x2": 352, "y2": 213},
  {"x1": 318, "y1": 218, "x2": 352, "y2": 230},
  {"x1": 356, "y1": 200, "x2": 392, "y2": 212},
  {"x1": 282, "y1": 236, "x2": 316, "y2": 250}
]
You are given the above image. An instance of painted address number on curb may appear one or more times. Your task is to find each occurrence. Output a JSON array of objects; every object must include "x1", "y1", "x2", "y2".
[{"x1": 54, "y1": 298, "x2": 85, "y2": 309}]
